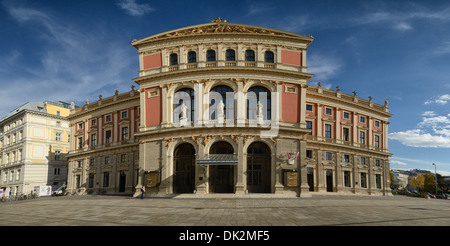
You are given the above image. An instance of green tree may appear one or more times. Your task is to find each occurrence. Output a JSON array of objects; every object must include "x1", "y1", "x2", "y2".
[
  {"x1": 409, "y1": 174, "x2": 425, "y2": 191},
  {"x1": 424, "y1": 173, "x2": 436, "y2": 193}
]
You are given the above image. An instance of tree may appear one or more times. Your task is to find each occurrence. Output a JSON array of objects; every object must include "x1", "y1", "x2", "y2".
[
  {"x1": 424, "y1": 173, "x2": 436, "y2": 193},
  {"x1": 409, "y1": 174, "x2": 424, "y2": 192}
]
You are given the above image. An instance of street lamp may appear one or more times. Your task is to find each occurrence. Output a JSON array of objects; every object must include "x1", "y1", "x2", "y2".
[{"x1": 432, "y1": 163, "x2": 437, "y2": 195}]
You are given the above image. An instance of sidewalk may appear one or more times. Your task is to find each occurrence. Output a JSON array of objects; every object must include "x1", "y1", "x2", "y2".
[{"x1": 1, "y1": 194, "x2": 450, "y2": 226}]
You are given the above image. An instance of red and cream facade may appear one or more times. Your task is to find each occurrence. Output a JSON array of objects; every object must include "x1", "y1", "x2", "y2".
[
  {"x1": 66, "y1": 90, "x2": 140, "y2": 194},
  {"x1": 66, "y1": 19, "x2": 392, "y2": 197}
]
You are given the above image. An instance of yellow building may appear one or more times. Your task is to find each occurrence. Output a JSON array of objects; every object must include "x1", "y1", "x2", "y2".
[{"x1": 0, "y1": 101, "x2": 73, "y2": 196}]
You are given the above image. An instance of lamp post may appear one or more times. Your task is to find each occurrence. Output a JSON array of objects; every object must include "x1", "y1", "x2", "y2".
[{"x1": 432, "y1": 163, "x2": 437, "y2": 195}]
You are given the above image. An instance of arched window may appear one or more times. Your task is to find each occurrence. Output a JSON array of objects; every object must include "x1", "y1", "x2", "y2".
[
  {"x1": 188, "y1": 51, "x2": 196, "y2": 63},
  {"x1": 206, "y1": 50, "x2": 216, "y2": 62},
  {"x1": 226, "y1": 49, "x2": 235, "y2": 61},
  {"x1": 245, "y1": 49, "x2": 255, "y2": 61},
  {"x1": 173, "y1": 88, "x2": 195, "y2": 122},
  {"x1": 265, "y1": 51, "x2": 274, "y2": 63},
  {"x1": 210, "y1": 85, "x2": 233, "y2": 120},
  {"x1": 247, "y1": 86, "x2": 271, "y2": 120},
  {"x1": 170, "y1": 53, "x2": 178, "y2": 66}
]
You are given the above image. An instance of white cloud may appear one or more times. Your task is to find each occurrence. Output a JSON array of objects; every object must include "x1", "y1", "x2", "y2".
[
  {"x1": 117, "y1": 0, "x2": 155, "y2": 16},
  {"x1": 390, "y1": 111, "x2": 450, "y2": 148},
  {"x1": 424, "y1": 94, "x2": 450, "y2": 105},
  {"x1": 1, "y1": 3, "x2": 135, "y2": 116},
  {"x1": 389, "y1": 129, "x2": 450, "y2": 148},
  {"x1": 422, "y1": 111, "x2": 436, "y2": 117},
  {"x1": 390, "y1": 160, "x2": 407, "y2": 166},
  {"x1": 307, "y1": 54, "x2": 343, "y2": 81},
  {"x1": 394, "y1": 22, "x2": 412, "y2": 31},
  {"x1": 346, "y1": 3, "x2": 450, "y2": 32}
]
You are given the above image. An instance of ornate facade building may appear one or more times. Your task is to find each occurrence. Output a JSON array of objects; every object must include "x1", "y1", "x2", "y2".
[
  {"x1": 0, "y1": 101, "x2": 72, "y2": 196},
  {"x1": 66, "y1": 19, "x2": 392, "y2": 197},
  {"x1": 66, "y1": 90, "x2": 140, "y2": 194}
]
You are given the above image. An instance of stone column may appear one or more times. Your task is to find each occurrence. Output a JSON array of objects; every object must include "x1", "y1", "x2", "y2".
[
  {"x1": 299, "y1": 84, "x2": 307, "y2": 128},
  {"x1": 298, "y1": 139, "x2": 311, "y2": 197},
  {"x1": 316, "y1": 149, "x2": 326, "y2": 192},
  {"x1": 335, "y1": 151, "x2": 342, "y2": 192},
  {"x1": 195, "y1": 138, "x2": 207, "y2": 194},
  {"x1": 235, "y1": 136, "x2": 245, "y2": 194}
]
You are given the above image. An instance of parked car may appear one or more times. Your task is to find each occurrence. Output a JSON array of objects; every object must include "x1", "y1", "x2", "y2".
[
  {"x1": 427, "y1": 192, "x2": 436, "y2": 198},
  {"x1": 52, "y1": 185, "x2": 66, "y2": 196},
  {"x1": 436, "y1": 193, "x2": 447, "y2": 199}
]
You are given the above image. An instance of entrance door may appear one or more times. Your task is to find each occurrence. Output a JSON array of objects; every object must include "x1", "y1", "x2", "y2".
[
  {"x1": 119, "y1": 171, "x2": 126, "y2": 192},
  {"x1": 210, "y1": 165, "x2": 234, "y2": 193},
  {"x1": 209, "y1": 141, "x2": 235, "y2": 193},
  {"x1": 247, "y1": 142, "x2": 271, "y2": 193},
  {"x1": 307, "y1": 167, "x2": 314, "y2": 191},
  {"x1": 174, "y1": 143, "x2": 196, "y2": 193},
  {"x1": 326, "y1": 169, "x2": 333, "y2": 192}
]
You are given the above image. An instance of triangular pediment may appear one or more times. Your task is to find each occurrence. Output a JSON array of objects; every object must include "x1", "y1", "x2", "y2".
[{"x1": 131, "y1": 19, "x2": 314, "y2": 47}]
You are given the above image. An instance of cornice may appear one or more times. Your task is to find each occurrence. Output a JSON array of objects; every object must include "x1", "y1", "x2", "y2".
[
  {"x1": 68, "y1": 90, "x2": 140, "y2": 120},
  {"x1": 306, "y1": 86, "x2": 393, "y2": 118},
  {"x1": 133, "y1": 66, "x2": 313, "y2": 85},
  {"x1": 131, "y1": 22, "x2": 314, "y2": 49}
]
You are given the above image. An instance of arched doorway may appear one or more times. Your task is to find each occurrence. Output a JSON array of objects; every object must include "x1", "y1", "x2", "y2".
[
  {"x1": 173, "y1": 143, "x2": 196, "y2": 193},
  {"x1": 209, "y1": 141, "x2": 235, "y2": 193},
  {"x1": 247, "y1": 142, "x2": 271, "y2": 193}
]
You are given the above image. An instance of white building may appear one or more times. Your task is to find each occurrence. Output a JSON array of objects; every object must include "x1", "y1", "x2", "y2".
[{"x1": 0, "y1": 101, "x2": 73, "y2": 196}]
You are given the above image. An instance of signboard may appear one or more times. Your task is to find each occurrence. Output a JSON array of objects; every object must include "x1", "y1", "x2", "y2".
[
  {"x1": 285, "y1": 171, "x2": 298, "y2": 187},
  {"x1": 35, "y1": 186, "x2": 52, "y2": 196},
  {"x1": 145, "y1": 172, "x2": 158, "y2": 188}
]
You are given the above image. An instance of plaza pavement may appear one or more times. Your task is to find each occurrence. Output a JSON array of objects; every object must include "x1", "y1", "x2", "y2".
[{"x1": 1, "y1": 193, "x2": 450, "y2": 227}]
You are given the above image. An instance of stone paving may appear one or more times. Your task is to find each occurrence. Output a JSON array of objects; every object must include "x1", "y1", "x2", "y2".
[{"x1": 1, "y1": 193, "x2": 450, "y2": 226}]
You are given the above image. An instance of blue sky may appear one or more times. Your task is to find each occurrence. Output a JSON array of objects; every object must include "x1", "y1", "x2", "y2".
[{"x1": 1, "y1": 0, "x2": 450, "y2": 174}]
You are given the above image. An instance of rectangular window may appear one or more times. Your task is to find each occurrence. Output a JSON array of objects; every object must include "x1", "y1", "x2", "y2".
[
  {"x1": 343, "y1": 127, "x2": 349, "y2": 141},
  {"x1": 55, "y1": 132, "x2": 61, "y2": 141},
  {"x1": 375, "y1": 159, "x2": 381, "y2": 167},
  {"x1": 88, "y1": 173, "x2": 95, "y2": 188},
  {"x1": 343, "y1": 112, "x2": 350, "y2": 119},
  {"x1": 325, "y1": 108, "x2": 332, "y2": 115},
  {"x1": 359, "y1": 131, "x2": 365, "y2": 144},
  {"x1": 105, "y1": 130, "x2": 112, "y2": 144},
  {"x1": 105, "y1": 115, "x2": 112, "y2": 122},
  {"x1": 90, "y1": 158, "x2": 95, "y2": 166},
  {"x1": 361, "y1": 173, "x2": 367, "y2": 188},
  {"x1": 344, "y1": 154, "x2": 350, "y2": 163},
  {"x1": 360, "y1": 157, "x2": 366, "y2": 165},
  {"x1": 326, "y1": 152, "x2": 332, "y2": 161},
  {"x1": 78, "y1": 123, "x2": 83, "y2": 130},
  {"x1": 306, "y1": 121, "x2": 313, "y2": 135},
  {"x1": 306, "y1": 150, "x2": 313, "y2": 158},
  {"x1": 360, "y1": 116, "x2": 366, "y2": 123},
  {"x1": 376, "y1": 174, "x2": 381, "y2": 189},
  {"x1": 325, "y1": 124, "x2": 332, "y2": 138},
  {"x1": 374, "y1": 135, "x2": 380, "y2": 148},
  {"x1": 103, "y1": 172, "x2": 109, "y2": 187},
  {"x1": 374, "y1": 120, "x2": 380, "y2": 127},
  {"x1": 78, "y1": 137, "x2": 83, "y2": 149},
  {"x1": 91, "y1": 119, "x2": 97, "y2": 126},
  {"x1": 344, "y1": 171, "x2": 351, "y2": 187},
  {"x1": 121, "y1": 127, "x2": 129, "y2": 140},
  {"x1": 90, "y1": 133, "x2": 97, "y2": 146},
  {"x1": 306, "y1": 104, "x2": 313, "y2": 111},
  {"x1": 54, "y1": 150, "x2": 61, "y2": 161},
  {"x1": 121, "y1": 111, "x2": 128, "y2": 119},
  {"x1": 104, "y1": 156, "x2": 110, "y2": 165},
  {"x1": 121, "y1": 154, "x2": 126, "y2": 162}
]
